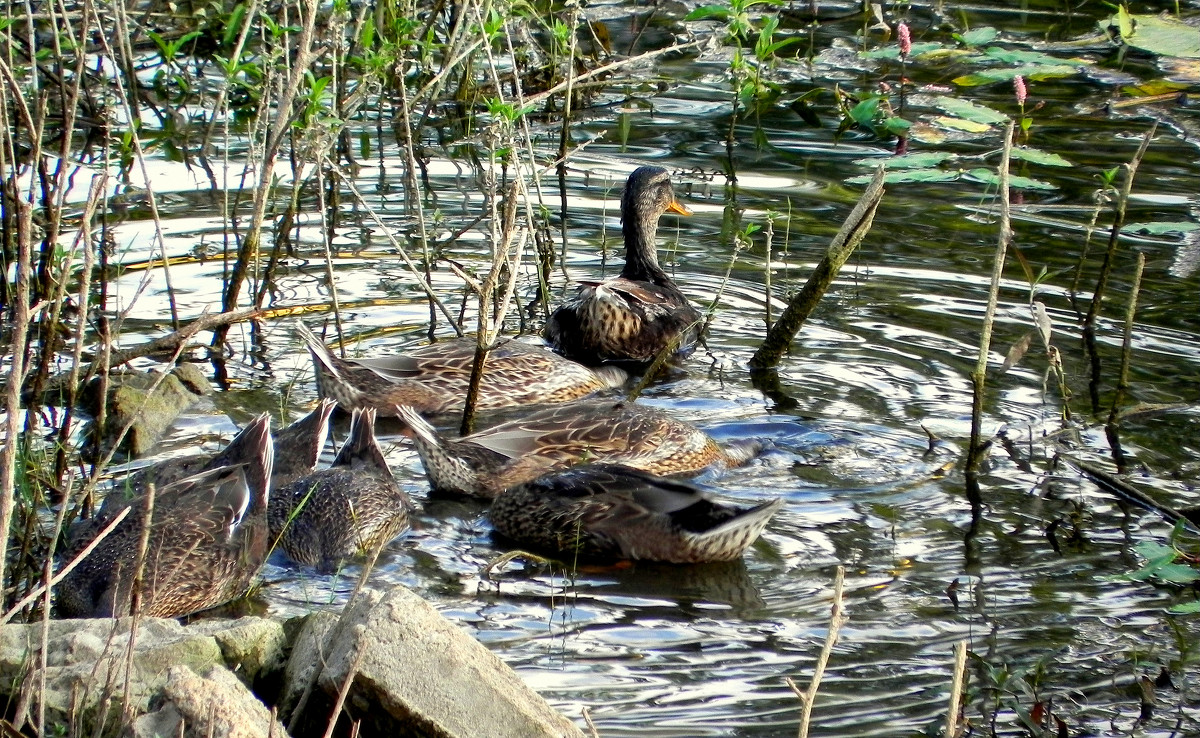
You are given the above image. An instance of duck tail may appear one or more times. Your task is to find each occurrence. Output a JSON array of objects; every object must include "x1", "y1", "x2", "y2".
[
  {"x1": 593, "y1": 365, "x2": 629, "y2": 389},
  {"x1": 209, "y1": 413, "x2": 274, "y2": 509},
  {"x1": 334, "y1": 407, "x2": 391, "y2": 475},
  {"x1": 395, "y1": 405, "x2": 479, "y2": 495},
  {"x1": 723, "y1": 438, "x2": 764, "y2": 467},
  {"x1": 273, "y1": 398, "x2": 335, "y2": 479},
  {"x1": 295, "y1": 320, "x2": 344, "y2": 380},
  {"x1": 689, "y1": 497, "x2": 783, "y2": 560}
]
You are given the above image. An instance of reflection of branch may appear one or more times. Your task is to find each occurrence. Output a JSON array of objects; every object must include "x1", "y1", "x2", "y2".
[{"x1": 788, "y1": 565, "x2": 848, "y2": 738}]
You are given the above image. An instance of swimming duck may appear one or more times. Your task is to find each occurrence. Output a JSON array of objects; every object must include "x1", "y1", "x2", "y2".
[
  {"x1": 268, "y1": 407, "x2": 412, "y2": 569},
  {"x1": 99, "y1": 399, "x2": 335, "y2": 516},
  {"x1": 544, "y1": 166, "x2": 702, "y2": 366},
  {"x1": 490, "y1": 465, "x2": 783, "y2": 563},
  {"x1": 297, "y1": 321, "x2": 627, "y2": 416},
  {"x1": 396, "y1": 399, "x2": 759, "y2": 499},
  {"x1": 57, "y1": 414, "x2": 275, "y2": 618}
]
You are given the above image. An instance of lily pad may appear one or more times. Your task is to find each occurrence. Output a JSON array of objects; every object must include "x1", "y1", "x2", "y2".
[
  {"x1": 845, "y1": 169, "x2": 961, "y2": 185},
  {"x1": 934, "y1": 96, "x2": 1010, "y2": 124},
  {"x1": 933, "y1": 116, "x2": 992, "y2": 134},
  {"x1": 1125, "y1": 221, "x2": 1200, "y2": 235},
  {"x1": 1108, "y1": 12, "x2": 1200, "y2": 59},
  {"x1": 1008, "y1": 147, "x2": 1073, "y2": 167},
  {"x1": 852, "y1": 151, "x2": 958, "y2": 169},
  {"x1": 964, "y1": 168, "x2": 1057, "y2": 191}
]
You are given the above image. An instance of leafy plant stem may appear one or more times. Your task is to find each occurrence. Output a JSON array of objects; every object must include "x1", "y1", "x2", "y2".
[{"x1": 966, "y1": 120, "x2": 1015, "y2": 476}]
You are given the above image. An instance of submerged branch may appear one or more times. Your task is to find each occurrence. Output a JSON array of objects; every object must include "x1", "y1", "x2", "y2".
[{"x1": 749, "y1": 167, "x2": 885, "y2": 370}]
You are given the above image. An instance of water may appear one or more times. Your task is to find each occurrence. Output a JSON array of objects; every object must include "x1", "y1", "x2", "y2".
[{"x1": 39, "y1": 1, "x2": 1200, "y2": 735}]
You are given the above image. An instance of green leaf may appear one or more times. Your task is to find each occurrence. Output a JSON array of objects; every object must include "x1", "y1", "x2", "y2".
[
  {"x1": 954, "y1": 64, "x2": 1078, "y2": 85},
  {"x1": 954, "y1": 27, "x2": 999, "y2": 47},
  {"x1": 1169, "y1": 600, "x2": 1200, "y2": 614},
  {"x1": 964, "y1": 168, "x2": 1057, "y2": 190},
  {"x1": 982, "y1": 47, "x2": 1065, "y2": 65},
  {"x1": 934, "y1": 96, "x2": 1010, "y2": 124},
  {"x1": 1107, "y1": 13, "x2": 1200, "y2": 58},
  {"x1": 685, "y1": 5, "x2": 730, "y2": 21},
  {"x1": 848, "y1": 97, "x2": 882, "y2": 128},
  {"x1": 1125, "y1": 221, "x2": 1200, "y2": 235},
  {"x1": 860, "y1": 42, "x2": 943, "y2": 60},
  {"x1": 883, "y1": 117, "x2": 911, "y2": 136},
  {"x1": 845, "y1": 169, "x2": 961, "y2": 185},
  {"x1": 852, "y1": 152, "x2": 958, "y2": 169},
  {"x1": 1008, "y1": 147, "x2": 1073, "y2": 167},
  {"x1": 1152, "y1": 563, "x2": 1200, "y2": 584}
]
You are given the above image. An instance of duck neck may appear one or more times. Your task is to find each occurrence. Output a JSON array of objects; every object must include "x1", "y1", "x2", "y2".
[{"x1": 621, "y1": 215, "x2": 670, "y2": 285}]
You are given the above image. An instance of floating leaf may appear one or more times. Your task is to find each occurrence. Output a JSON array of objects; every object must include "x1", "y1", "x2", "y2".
[
  {"x1": 954, "y1": 27, "x2": 999, "y2": 47},
  {"x1": 1108, "y1": 13, "x2": 1200, "y2": 59},
  {"x1": 934, "y1": 96, "x2": 1010, "y2": 124},
  {"x1": 933, "y1": 116, "x2": 993, "y2": 133},
  {"x1": 1125, "y1": 221, "x2": 1200, "y2": 235},
  {"x1": 845, "y1": 169, "x2": 960, "y2": 185},
  {"x1": 860, "y1": 42, "x2": 943, "y2": 60},
  {"x1": 1009, "y1": 146, "x2": 1073, "y2": 167},
  {"x1": 982, "y1": 47, "x2": 1067, "y2": 66},
  {"x1": 955, "y1": 63, "x2": 1079, "y2": 86},
  {"x1": 1169, "y1": 600, "x2": 1200, "y2": 614},
  {"x1": 852, "y1": 152, "x2": 957, "y2": 169},
  {"x1": 965, "y1": 168, "x2": 1057, "y2": 190}
]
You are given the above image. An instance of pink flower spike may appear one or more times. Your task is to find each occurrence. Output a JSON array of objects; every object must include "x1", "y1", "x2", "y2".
[
  {"x1": 1014, "y1": 75, "x2": 1028, "y2": 105},
  {"x1": 898, "y1": 22, "x2": 912, "y2": 58}
]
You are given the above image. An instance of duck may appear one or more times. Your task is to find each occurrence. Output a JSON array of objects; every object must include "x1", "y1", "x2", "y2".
[
  {"x1": 489, "y1": 465, "x2": 783, "y2": 563},
  {"x1": 268, "y1": 407, "x2": 412, "y2": 569},
  {"x1": 544, "y1": 166, "x2": 702, "y2": 366},
  {"x1": 297, "y1": 321, "x2": 627, "y2": 416},
  {"x1": 396, "y1": 399, "x2": 760, "y2": 500},
  {"x1": 56, "y1": 414, "x2": 275, "y2": 618},
  {"x1": 99, "y1": 399, "x2": 336, "y2": 516}
]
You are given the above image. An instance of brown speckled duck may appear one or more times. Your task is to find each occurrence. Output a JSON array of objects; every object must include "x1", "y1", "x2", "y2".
[
  {"x1": 396, "y1": 400, "x2": 759, "y2": 500},
  {"x1": 101, "y1": 399, "x2": 335, "y2": 515},
  {"x1": 297, "y1": 321, "x2": 627, "y2": 416},
  {"x1": 490, "y1": 465, "x2": 783, "y2": 563},
  {"x1": 269, "y1": 407, "x2": 412, "y2": 569},
  {"x1": 57, "y1": 414, "x2": 275, "y2": 618},
  {"x1": 544, "y1": 166, "x2": 702, "y2": 366}
]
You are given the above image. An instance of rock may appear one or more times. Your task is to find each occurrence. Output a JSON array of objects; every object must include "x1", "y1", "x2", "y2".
[
  {"x1": 189, "y1": 617, "x2": 288, "y2": 686},
  {"x1": 132, "y1": 665, "x2": 288, "y2": 738},
  {"x1": 287, "y1": 587, "x2": 584, "y2": 738},
  {"x1": 278, "y1": 610, "x2": 341, "y2": 720},
  {"x1": 84, "y1": 365, "x2": 214, "y2": 458},
  {"x1": 0, "y1": 616, "x2": 281, "y2": 735}
]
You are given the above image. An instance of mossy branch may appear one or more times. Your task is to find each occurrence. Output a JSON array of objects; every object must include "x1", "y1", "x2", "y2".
[{"x1": 749, "y1": 168, "x2": 885, "y2": 369}]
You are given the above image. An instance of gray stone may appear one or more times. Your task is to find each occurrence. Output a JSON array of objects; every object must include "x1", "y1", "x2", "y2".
[
  {"x1": 278, "y1": 610, "x2": 340, "y2": 721},
  {"x1": 0, "y1": 616, "x2": 282, "y2": 736},
  {"x1": 131, "y1": 665, "x2": 288, "y2": 738},
  {"x1": 189, "y1": 617, "x2": 287, "y2": 686},
  {"x1": 301, "y1": 587, "x2": 584, "y2": 738},
  {"x1": 85, "y1": 367, "x2": 212, "y2": 458}
]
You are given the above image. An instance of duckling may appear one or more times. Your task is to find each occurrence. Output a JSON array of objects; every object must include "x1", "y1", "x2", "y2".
[
  {"x1": 297, "y1": 321, "x2": 627, "y2": 416},
  {"x1": 544, "y1": 166, "x2": 702, "y2": 366},
  {"x1": 57, "y1": 414, "x2": 275, "y2": 618},
  {"x1": 396, "y1": 399, "x2": 759, "y2": 499},
  {"x1": 269, "y1": 407, "x2": 412, "y2": 569},
  {"x1": 490, "y1": 464, "x2": 783, "y2": 563}
]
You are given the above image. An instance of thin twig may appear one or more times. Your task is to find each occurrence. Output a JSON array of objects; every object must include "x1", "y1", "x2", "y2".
[
  {"x1": 788, "y1": 565, "x2": 848, "y2": 738},
  {"x1": 944, "y1": 640, "x2": 968, "y2": 738}
]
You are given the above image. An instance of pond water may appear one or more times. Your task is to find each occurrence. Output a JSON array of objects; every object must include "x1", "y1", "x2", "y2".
[{"x1": 47, "y1": 0, "x2": 1200, "y2": 735}]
